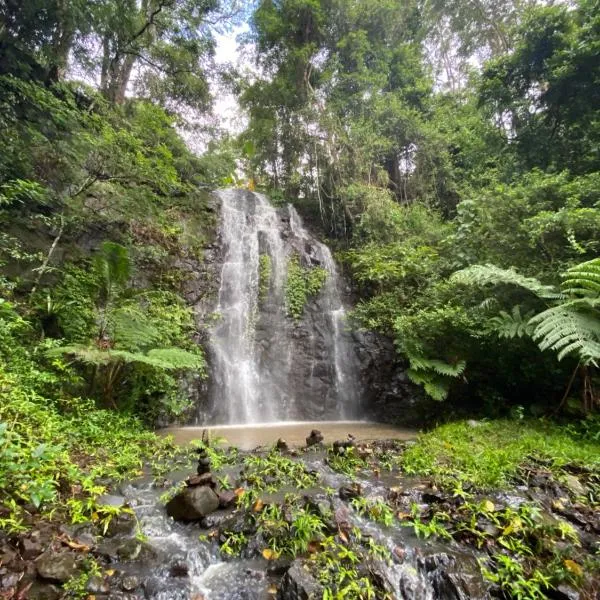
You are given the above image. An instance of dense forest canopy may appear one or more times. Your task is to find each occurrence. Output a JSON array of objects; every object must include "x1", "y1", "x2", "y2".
[{"x1": 236, "y1": 0, "x2": 600, "y2": 414}]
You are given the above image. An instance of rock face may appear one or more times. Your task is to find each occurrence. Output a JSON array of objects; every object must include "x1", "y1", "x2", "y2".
[{"x1": 166, "y1": 486, "x2": 220, "y2": 521}]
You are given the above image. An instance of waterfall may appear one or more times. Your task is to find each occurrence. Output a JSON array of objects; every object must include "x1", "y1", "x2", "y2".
[{"x1": 203, "y1": 189, "x2": 361, "y2": 425}]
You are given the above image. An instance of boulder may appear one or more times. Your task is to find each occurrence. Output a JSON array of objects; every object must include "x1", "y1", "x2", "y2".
[
  {"x1": 36, "y1": 552, "x2": 79, "y2": 583},
  {"x1": 278, "y1": 562, "x2": 323, "y2": 600},
  {"x1": 166, "y1": 486, "x2": 220, "y2": 521}
]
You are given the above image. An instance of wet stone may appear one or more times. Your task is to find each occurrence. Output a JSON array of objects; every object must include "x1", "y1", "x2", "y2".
[
  {"x1": 26, "y1": 582, "x2": 62, "y2": 600},
  {"x1": 217, "y1": 490, "x2": 237, "y2": 508},
  {"x1": 86, "y1": 575, "x2": 110, "y2": 594},
  {"x1": 169, "y1": 559, "x2": 189, "y2": 578},
  {"x1": 20, "y1": 537, "x2": 43, "y2": 560},
  {"x1": 188, "y1": 473, "x2": 217, "y2": 488},
  {"x1": 97, "y1": 495, "x2": 127, "y2": 508},
  {"x1": 36, "y1": 551, "x2": 79, "y2": 583},
  {"x1": 166, "y1": 485, "x2": 220, "y2": 521},
  {"x1": 278, "y1": 561, "x2": 323, "y2": 600},
  {"x1": 121, "y1": 576, "x2": 140, "y2": 592},
  {"x1": 305, "y1": 430, "x2": 324, "y2": 447}
]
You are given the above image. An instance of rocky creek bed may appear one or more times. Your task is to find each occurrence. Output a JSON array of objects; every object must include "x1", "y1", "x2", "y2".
[{"x1": 1, "y1": 428, "x2": 598, "y2": 600}]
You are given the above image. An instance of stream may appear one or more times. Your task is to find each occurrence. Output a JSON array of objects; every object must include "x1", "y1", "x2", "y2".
[{"x1": 100, "y1": 424, "x2": 490, "y2": 600}]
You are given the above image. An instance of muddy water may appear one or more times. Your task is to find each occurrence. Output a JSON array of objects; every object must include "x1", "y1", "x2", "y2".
[{"x1": 160, "y1": 421, "x2": 417, "y2": 450}]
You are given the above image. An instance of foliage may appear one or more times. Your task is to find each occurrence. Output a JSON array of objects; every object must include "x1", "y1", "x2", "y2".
[
  {"x1": 284, "y1": 254, "x2": 327, "y2": 321},
  {"x1": 242, "y1": 450, "x2": 320, "y2": 491},
  {"x1": 258, "y1": 253, "x2": 272, "y2": 302},
  {"x1": 401, "y1": 420, "x2": 600, "y2": 490}
]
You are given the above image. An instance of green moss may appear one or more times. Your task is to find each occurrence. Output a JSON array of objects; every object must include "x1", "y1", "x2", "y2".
[
  {"x1": 258, "y1": 253, "x2": 272, "y2": 302},
  {"x1": 284, "y1": 254, "x2": 327, "y2": 321},
  {"x1": 401, "y1": 420, "x2": 600, "y2": 489}
]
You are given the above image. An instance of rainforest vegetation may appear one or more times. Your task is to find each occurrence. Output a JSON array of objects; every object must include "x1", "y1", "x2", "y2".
[{"x1": 0, "y1": 0, "x2": 599, "y2": 598}]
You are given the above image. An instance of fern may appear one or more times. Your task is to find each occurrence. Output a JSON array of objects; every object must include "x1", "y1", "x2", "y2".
[
  {"x1": 561, "y1": 258, "x2": 600, "y2": 298},
  {"x1": 488, "y1": 305, "x2": 536, "y2": 339},
  {"x1": 530, "y1": 306, "x2": 600, "y2": 365},
  {"x1": 48, "y1": 345, "x2": 204, "y2": 371},
  {"x1": 108, "y1": 306, "x2": 161, "y2": 351},
  {"x1": 406, "y1": 355, "x2": 466, "y2": 401},
  {"x1": 451, "y1": 264, "x2": 561, "y2": 299}
]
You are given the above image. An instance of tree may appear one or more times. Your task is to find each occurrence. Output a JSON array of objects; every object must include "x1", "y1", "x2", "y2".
[{"x1": 48, "y1": 242, "x2": 204, "y2": 407}]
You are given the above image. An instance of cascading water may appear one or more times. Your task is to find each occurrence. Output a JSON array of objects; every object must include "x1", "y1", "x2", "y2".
[{"x1": 204, "y1": 189, "x2": 361, "y2": 425}]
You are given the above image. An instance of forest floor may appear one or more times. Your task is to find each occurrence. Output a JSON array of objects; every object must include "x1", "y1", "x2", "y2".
[{"x1": 0, "y1": 419, "x2": 598, "y2": 600}]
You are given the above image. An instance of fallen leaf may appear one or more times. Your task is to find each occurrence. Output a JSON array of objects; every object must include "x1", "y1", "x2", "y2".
[
  {"x1": 564, "y1": 560, "x2": 583, "y2": 577},
  {"x1": 338, "y1": 529, "x2": 348, "y2": 544},
  {"x1": 234, "y1": 488, "x2": 245, "y2": 497},
  {"x1": 105, "y1": 569, "x2": 115, "y2": 577},
  {"x1": 59, "y1": 535, "x2": 90, "y2": 552},
  {"x1": 503, "y1": 517, "x2": 522, "y2": 536},
  {"x1": 253, "y1": 499, "x2": 264, "y2": 513},
  {"x1": 397, "y1": 512, "x2": 411, "y2": 520},
  {"x1": 307, "y1": 540, "x2": 322, "y2": 554},
  {"x1": 482, "y1": 500, "x2": 495, "y2": 513},
  {"x1": 262, "y1": 548, "x2": 278, "y2": 560}
]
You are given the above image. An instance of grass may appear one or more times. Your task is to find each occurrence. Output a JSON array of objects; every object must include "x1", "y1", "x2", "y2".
[{"x1": 401, "y1": 419, "x2": 600, "y2": 489}]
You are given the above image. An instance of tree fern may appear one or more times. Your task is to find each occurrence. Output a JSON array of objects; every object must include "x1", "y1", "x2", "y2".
[
  {"x1": 406, "y1": 355, "x2": 466, "y2": 401},
  {"x1": 450, "y1": 264, "x2": 561, "y2": 299},
  {"x1": 561, "y1": 258, "x2": 600, "y2": 298}
]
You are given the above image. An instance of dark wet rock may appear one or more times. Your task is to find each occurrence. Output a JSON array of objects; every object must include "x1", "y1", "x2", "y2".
[
  {"x1": 26, "y1": 582, "x2": 62, "y2": 600},
  {"x1": 105, "y1": 512, "x2": 136, "y2": 537},
  {"x1": 218, "y1": 490, "x2": 237, "y2": 508},
  {"x1": 169, "y1": 559, "x2": 189, "y2": 577},
  {"x1": 305, "y1": 430, "x2": 324, "y2": 447},
  {"x1": 20, "y1": 537, "x2": 43, "y2": 560},
  {"x1": 59, "y1": 522, "x2": 97, "y2": 547},
  {"x1": 196, "y1": 448, "x2": 211, "y2": 475},
  {"x1": 339, "y1": 483, "x2": 361, "y2": 501},
  {"x1": 116, "y1": 539, "x2": 152, "y2": 562},
  {"x1": 267, "y1": 558, "x2": 293, "y2": 577},
  {"x1": 332, "y1": 439, "x2": 354, "y2": 455},
  {"x1": 276, "y1": 438, "x2": 289, "y2": 452},
  {"x1": 547, "y1": 584, "x2": 581, "y2": 600},
  {"x1": 419, "y1": 552, "x2": 454, "y2": 573},
  {"x1": 87, "y1": 575, "x2": 110, "y2": 594},
  {"x1": 166, "y1": 485, "x2": 220, "y2": 521},
  {"x1": 421, "y1": 489, "x2": 445, "y2": 504},
  {"x1": 121, "y1": 575, "x2": 140, "y2": 592},
  {"x1": 278, "y1": 561, "x2": 323, "y2": 600},
  {"x1": 218, "y1": 512, "x2": 255, "y2": 537},
  {"x1": 201, "y1": 511, "x2": 233, "y2": 530},
  {"x1": 188, "y1": 473, "x2": 217, "y2": 488},
  {"x1": 419, "y1": 553, "x2": 490, "y2": 600},
  {"x1": 36, "y1": 551, "x2": 79, "y2": 583}
]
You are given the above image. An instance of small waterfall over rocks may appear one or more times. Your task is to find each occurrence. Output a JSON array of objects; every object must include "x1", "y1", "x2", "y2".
[{"x1": 202, "y1": 189, "x2": 361, "y2": 425}]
